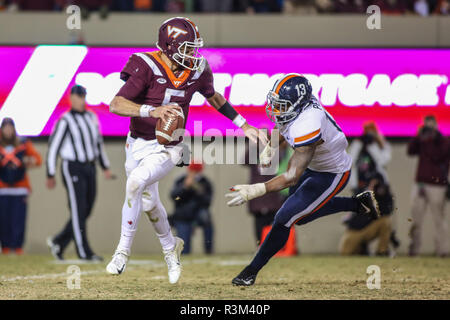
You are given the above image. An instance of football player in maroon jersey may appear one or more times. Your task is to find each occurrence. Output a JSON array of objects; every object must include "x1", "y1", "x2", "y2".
[{"x1": 106, "y1": 17, "x2": 267, "y2": 283}]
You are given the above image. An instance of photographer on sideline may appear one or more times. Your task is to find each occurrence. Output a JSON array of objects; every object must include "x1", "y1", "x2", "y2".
[
  {"x1": 348, "y1": 121, "x2": 391, "y2": 191},
  {"x1": 339, "y1": 174, "x2": 394, "y2": 256},
  {"x1": 345, "y1": 121, "x2": 399, "y2": 254},
  {"x1": 169, "y1": 162, "x2": 214, "y2": 255},
  {"x1": 407, "y1": 115, "x2": 450, "y2": 257}
]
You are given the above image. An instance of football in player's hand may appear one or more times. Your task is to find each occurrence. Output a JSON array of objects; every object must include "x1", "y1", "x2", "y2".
[{"x1": 156, "y1": 109, "x2": 185, "y2": 145}]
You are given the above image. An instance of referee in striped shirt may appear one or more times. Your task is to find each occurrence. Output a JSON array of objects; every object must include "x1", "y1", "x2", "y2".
[{"x1": 46, "y1": 85, "x2": 113, "y2": 261}]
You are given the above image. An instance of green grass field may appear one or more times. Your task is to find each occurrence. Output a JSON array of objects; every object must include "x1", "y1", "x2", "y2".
[{"x1": 0, "y1": 254, "x2": 448, "y2": 300}]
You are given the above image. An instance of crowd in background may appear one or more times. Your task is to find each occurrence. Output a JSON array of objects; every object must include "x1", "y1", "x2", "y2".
[
  {"x1": 0, "y1": 0, "x2": 449, "y2": 16},
  {"x1": 341, "y1": 116, "x2": 449, "y2": 257},
  {"x1": 0, "y1": 112, "x2": 448, "y2": 257}
]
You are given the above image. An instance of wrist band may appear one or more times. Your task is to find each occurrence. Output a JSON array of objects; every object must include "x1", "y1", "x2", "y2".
[
  {"x1": 217, "y1": 101, "x2": 247, "y2": 128},
  {"x1": 218, "y1": 101, "x2": 239, "y2": 120},
  {"x1": 233, "y1": 114, "x2": 247, "y2": 128},
  {"x1": 140, "y1": 104, "x2": 154, "y2": 117}
]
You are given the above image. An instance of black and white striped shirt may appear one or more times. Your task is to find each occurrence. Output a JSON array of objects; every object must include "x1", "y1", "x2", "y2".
[{"x1": 46, "y1": 110, "x2": 110, "y2": 177}]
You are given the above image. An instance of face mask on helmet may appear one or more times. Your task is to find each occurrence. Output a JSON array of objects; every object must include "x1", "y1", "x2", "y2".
[
  {"x1": 172, "y1": 38, "x2": 204, "y2": 71},
  {"x1": 266, "y1": 91, "x2": 299, "y2": 125}
]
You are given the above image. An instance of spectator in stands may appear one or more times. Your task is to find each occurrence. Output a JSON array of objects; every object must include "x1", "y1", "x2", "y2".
[
  {"x1": 166, "y1": 0, "x2": 194, "y2": 12},
  {"x1": 434, "y1": 0, "x2": 449, "y2": 14},
  {"x1": 71, "y1": 0, "x2": 111, "y2": 19},
  {"x1": 334, "y1": 0, "x2": 368, "y2": 13},
  {"x1": 110, "y1": 0, "x2": 135, "y2": 11},
  {"x1": 414, "y1": 0, "x2": 430, "y2": 15},
  {"x1": 314, "y1": 0, "x2": 334, "y2": 13},
  {"x1": 407, "y1": 115, "x2": 449, "y2": 257},
  {"x1": 348, "y1": 121, "x2": 392, "y2": 192},
  {"x1": 9, "y1": 0, "x2": 60, "y2": 10},
  {"x1": 198, "y1": 0, "x2": 233, "y2": 12},
  {"x1": 169, "y1": 162, "x2": 214, "y2": 254},
  {"x1": 0, "y1": 118, "x2": 42, "y2": 255},
  {"x1": 134, "y1": 0, "x2": 152, "y2": 11},
  {"x1": 151, "y1": 0, "x2": 167, "y2": 11},
  {"x1": 244, "y1": 0, "x2": 284, "y2": 13},
  {"x1": 372, "y1": 0, "x2": 408, "y2": 14},
  {"x1": 339, "y1": 174, "x2": 395, "y2": 256}
]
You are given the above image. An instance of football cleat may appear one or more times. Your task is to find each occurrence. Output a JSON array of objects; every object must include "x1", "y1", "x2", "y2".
[
  {"x1": 106, "y1": 250, "x2": 129, "y2": 275},
  {"x1": 46, "y1": 237, "x2": 64, "y2": 260},
  {"x1": 232, "y1": 266, "x2": 258, "y2": 286},
  {"x1": 163, "y1": 237, "x2": 184, "y2": 284},
  {"x1": 355, "y1": 191, "x2": 380, "y2": 220}
]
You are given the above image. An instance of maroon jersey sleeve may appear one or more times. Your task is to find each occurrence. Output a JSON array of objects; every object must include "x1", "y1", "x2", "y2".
[
  {"x1": 197, "y1": 60, "x2": 215, "y2": 99},
  {"x1": 116, "y1": 54, "x2": 152, "y2": 101}
]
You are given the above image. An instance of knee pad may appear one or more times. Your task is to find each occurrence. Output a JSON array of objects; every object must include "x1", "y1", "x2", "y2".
[
  {"x1": 141, "y1": 191, "x2": 157, "y2": 214},
  {"x1": 126, "y1": 167, "x2": 150, "y2": 204}
]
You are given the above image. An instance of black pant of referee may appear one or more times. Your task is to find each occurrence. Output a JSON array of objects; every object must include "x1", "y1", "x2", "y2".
[
  {"x1": 53, "y1": 160, "x2": 97, "y2": 259},
  {"x1": 46, "y1": 85, "x2": 112, "y2": 261}
]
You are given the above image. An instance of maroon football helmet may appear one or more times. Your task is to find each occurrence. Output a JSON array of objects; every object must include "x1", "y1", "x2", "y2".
[{"x1": 157, "y1": 17, "x2": 204, "y2": 71}]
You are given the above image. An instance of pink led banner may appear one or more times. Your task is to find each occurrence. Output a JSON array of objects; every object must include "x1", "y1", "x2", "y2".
[{"x1": 0, "y1": 46, "x2": 449, "y2": 137}]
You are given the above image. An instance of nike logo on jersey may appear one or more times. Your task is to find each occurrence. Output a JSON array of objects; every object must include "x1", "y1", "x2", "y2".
[
  {"x1": 187, "y1": 81, "x2": 195, "y2": 86},
  {"x1": 157, "y1": 78, "x2": 167, "y2": 84}
]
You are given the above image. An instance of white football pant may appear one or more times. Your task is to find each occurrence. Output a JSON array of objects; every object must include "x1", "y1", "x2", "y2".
[{"x1": 117, "y1": 134, "x2": 181, "y2": 254}]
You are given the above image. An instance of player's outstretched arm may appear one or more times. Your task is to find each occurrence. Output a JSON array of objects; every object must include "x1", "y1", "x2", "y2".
[
  {"x1": 264, "y1": 143, "x2": 316, "y2": 193},
  {"x1": 226, "y1": 141, "x2": 318, "y2": 207},
  {"x1": 207, "y1": 92, "x2": 268, "y2": 145},
  {"x1": 110, "y1": 96, "x2": 181, "y2": 121}
]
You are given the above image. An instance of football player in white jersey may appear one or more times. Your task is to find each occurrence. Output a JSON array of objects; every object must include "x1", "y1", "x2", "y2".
[{"x1": 226, "y1": 74, "x2": 381, "y2": 286}]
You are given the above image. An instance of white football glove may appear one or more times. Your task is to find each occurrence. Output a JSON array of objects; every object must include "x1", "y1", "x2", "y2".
[
  {"x1": 259, "y1": 143, "x2": 274, "y2": 167},
  {"x1": 225, "y1": 183, "x2": 267, "y2": 207}
]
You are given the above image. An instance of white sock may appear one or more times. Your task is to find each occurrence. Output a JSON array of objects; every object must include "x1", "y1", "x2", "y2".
[
  {"x1": 142, "y1": 184, "x2": 176, "y2": 252},
  {"x1": 150, "y1": 205, "x2": 176, "y2": 252},
  {"x1": 117, "y1": 179, "x2": 144, "y2": 255}
]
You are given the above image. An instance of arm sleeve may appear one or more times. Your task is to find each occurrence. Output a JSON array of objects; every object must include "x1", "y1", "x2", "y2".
[
  {"x1": 197, "y1": 60, "x2": 215, "y2": 99},
  {"x1": 25, "y1": 140, "x2": 42, "y2": 167},
  {"x1": 290, "y1": 109, "x2": 324, "y2": 148},
  {"x1": 116, "y1": 54, "x2": 152, "y2": 101},
  {"x1": 46, "y1": 118, "x2": 68, "y2": 177},
  {"x1": 91, "y1": 112, "x2": 110, "y2": 170}
]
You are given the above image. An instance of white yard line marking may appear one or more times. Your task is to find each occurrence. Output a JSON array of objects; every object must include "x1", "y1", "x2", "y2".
[
  {"x1": 1, "y1": 258, "x2": 249, "y2": 282},
  {"x1": 1, "y1": 270, "x2": 102, "y2": 282}
]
